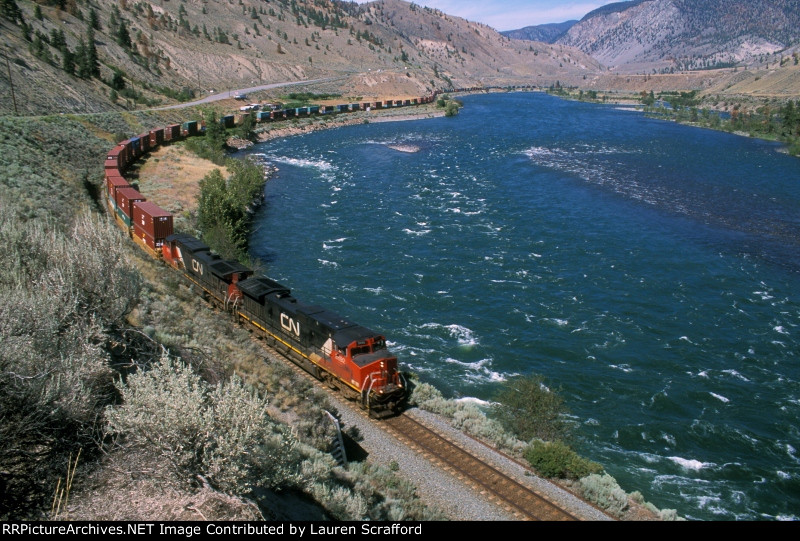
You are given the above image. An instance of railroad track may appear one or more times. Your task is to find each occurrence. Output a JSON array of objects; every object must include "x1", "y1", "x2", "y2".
[
  {"x1": 381, "y1": 412, "x2": 580, "y2": 521},
  {"x1": 257, "y1": 336, "x2": 593, "y2": 520},
  {"x1": 246, "y1": 329, "x2": 601, "y2": 521}
]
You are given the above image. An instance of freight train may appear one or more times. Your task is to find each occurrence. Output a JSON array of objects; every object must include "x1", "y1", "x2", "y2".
[{"x1": 103, "y1": 95, "x2": 464, "y2": 413}]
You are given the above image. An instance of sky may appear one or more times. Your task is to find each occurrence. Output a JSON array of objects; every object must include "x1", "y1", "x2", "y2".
[{"x1": 356, "y1": 1, "x2": 623, "y2": 31}]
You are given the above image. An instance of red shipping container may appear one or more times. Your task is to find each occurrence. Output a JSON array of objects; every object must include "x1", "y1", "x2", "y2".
[
  {"x1": 106, "y1": 147, "x2": 122, "y2": 161},
  {"x1": 106, "y1": 175, "x2": 130, "y2": 201},
  {"x1": 132, "y1": 225, "x2": 163, "y2": 252},
  {"x1": 132, "y1": 201, "x2": 173, "y2": 239},
  {"x1": 115, "y1": 187, "x2": 146, "y2": 218},
  {"x1": 120, "y1": 140, "x2": 133, "y2": 166},
  {"x1": 106, "y1": 147, "x2": 122, "y2": 169},
  {"x1": 165, "y1": 124, "x2": 181, "y2": 141},
  {"x1": 105, "y1": 157, "x2": 119, "y2": 171},
  {"x1": 149, "y1": 128, "x2": 164, "y2": 147}
]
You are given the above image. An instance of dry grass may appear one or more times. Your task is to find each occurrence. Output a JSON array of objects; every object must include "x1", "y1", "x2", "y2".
[
  {"x1": 136, "y1": 144, "x2": 227, "y2": 217},
  {"x1": 66, "y1": 450, "x2": 264, "y2": 521}
]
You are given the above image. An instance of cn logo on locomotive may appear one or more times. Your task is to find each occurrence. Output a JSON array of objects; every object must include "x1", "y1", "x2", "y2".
[
  {"x1": 280, "y1": 313, "x2": 300, "y2": 337},
  {"x1": 191, "y1": 259, "x2": 204, "y2": 275}
]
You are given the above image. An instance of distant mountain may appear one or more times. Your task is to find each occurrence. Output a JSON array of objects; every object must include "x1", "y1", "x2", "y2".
[
  {"x1": 554, "y1": 0, "x2": 800, "y2": 72},
  {"x1": 501, "y1": 21, "x2": 577, "y2": 44}
]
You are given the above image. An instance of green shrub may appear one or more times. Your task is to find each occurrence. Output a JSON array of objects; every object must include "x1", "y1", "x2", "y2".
[
  {"x1": 105, "y1": 354, "x2": 303, "y2": 494},
  {"x1": 0, "y1": 207, "x2": 138, "y2": 518},
  {"x1": 407, "y1": 380, "x2": 524, "y2": 453},
  {"x1": 197, "y1": 157, "x2": 267, "y2": 262},
  {"x1": 490, "y1": 374, "x2": 572, "y2": 442},
  {"x1": 578, "y1": 473, "x2": 630, "y2": 516},
  {"x1": 523, "y1": 440, "x2": 603, "y2": 480}
]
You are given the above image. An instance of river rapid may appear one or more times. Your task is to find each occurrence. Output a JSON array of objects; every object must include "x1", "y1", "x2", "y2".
[{"x1": 245, "y1": 92, "x2": 800, "y2": 521}]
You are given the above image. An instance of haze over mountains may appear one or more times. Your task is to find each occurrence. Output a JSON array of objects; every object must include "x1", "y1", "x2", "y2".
[{"x1": 1, "y1": 0, "x2": 799, "y2": 115}]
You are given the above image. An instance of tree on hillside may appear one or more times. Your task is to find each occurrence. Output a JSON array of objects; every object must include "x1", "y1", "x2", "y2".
[
  {"x1": 89, "y1": 8, "x2": 100, "y2": 30},
  {"x1": 0, "y1": 0, "x2": 23, "y2": 25},
  {"x1": 75, "y1": 28, "x2": 100, "y2": 79},
  {"x1": 117, "y1": 19, "x2": 132, "y2": 49},
  {"x1": 85, "y1": 26, "x2": 100, "y2": 77},
  {"x1": 203, "y1": 111, "x2": 226, "y2": 155}
]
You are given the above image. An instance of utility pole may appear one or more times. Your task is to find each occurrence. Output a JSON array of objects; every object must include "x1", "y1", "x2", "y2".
[{"x1": 3, "y1": 49, "x2": 19, "y2": 115}]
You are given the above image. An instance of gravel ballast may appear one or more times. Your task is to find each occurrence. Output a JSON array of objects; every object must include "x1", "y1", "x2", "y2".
[{"x1": 329, "y1": 395, "x2": 613, "y2": 521}]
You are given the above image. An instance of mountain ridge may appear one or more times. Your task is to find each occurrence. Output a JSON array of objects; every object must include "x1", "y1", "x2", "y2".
[
  {"x1": 0, "y1": 0, "x2": 601, "y2": 115},
  {"x1": 542, "y1": 0, "x2": 800, "y2": 73},
  {"x1": 1, "y1": 0, "x2": 799, "y2": 116}
]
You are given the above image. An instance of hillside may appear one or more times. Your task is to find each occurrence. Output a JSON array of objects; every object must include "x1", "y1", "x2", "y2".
[
  {"x1": 555, "y1": 0, "x2": 800, "y2": 74},
  {"x1": 497, "y1": 0, "x2": 800, "y2": 103},
  {"x1": 4, "y1": 0, "x2": 800, "y2": 117},
  {"x1": 0, "y1": 0, "x2": 602, "y2": 116}
]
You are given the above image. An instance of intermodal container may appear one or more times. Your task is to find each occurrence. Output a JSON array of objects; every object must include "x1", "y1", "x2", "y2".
[
  {"x1": 221, "y1": 115, "x2": 235, "y2": 128},
  {"x1": 106, "y1": 175, "x2": 130, "y2": 203},
  {"x1": 165, "y1": 124, "x2": 181, "y2": 141},
  {"x1": 132, "y1": 201, "x2": 173, "y2": 240},
  {"x1": 106, "y1": 148, "x2": 122, "y2": 170},
  {"x1": 257, "y1": 111, "x2": 271, "y2": 122},
  {"x1": 129, "y1": 136, "x2": 141, "y2": 158},
  {"x1": 149, "y1": 128, "x2": 164, "y2": 147},
  {"x1": 106, "y1": 146, "x2": 122, "y2": 161},
  {"x1": 115, "y1": 186, "x2": 146, "y2": 221},
  {"x1": 182, "y1": 121, "x2": 198, "y2": 137},
  {"x1": 119, "y1": 141, "x2": 132, "y2": 167},
  {"x1": 132, "y1": 227, "x2": 162, "y2": 253},
  {"x1": 105, "y1": 157, "x2": 120, "y2": 172}
]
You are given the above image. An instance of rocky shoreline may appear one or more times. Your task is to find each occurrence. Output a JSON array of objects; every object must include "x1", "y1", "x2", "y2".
[{"x1": 225, "y1": 105, "x2": 446, "y2": 150}]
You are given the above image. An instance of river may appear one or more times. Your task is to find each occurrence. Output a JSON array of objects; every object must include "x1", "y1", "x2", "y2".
[{"x1": 244, "y1": 92, "x2": 800, "y2": 521}]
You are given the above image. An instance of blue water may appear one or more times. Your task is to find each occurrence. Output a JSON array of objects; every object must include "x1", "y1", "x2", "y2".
[{"x1": 245, "y1": 92, "x2": 800, "y2": 521}]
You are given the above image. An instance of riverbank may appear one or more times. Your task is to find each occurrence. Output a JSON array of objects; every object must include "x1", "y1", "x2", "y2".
[
  {"x1": 255, "y1": 105, "x2": 445, "y2": 143},
  {"x1": 547, "y1": 89, "x2": 800, "y2": 157},
  {"x1": 137, "y1": 105, "x2": 446, "y2": 218}
]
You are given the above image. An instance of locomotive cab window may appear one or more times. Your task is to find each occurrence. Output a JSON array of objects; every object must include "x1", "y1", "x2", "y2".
[{"x1": 350, "y1": 345, "x2": 371, "y2": 357}]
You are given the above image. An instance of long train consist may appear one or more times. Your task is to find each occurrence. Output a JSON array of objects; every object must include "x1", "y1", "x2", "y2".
[{"x1": 102, "y1": 95, "x2": 471, "y2": 413}]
